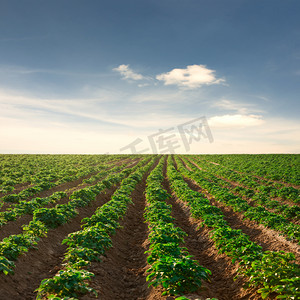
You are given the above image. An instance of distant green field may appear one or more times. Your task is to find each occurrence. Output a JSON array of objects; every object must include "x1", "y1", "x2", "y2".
[{"x1": 0, "y1": 154, "x2": 299, "y2": 300}]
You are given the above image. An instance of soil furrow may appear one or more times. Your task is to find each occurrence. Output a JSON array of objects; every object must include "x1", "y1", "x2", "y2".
[
  {"x1": 163, "y1": 159, "x2": 259, "y2": 300},
  {"x1": 80, "y1": 158, "x2": 160, "y2": 300},
  {"x1": 0, "y1": 183, "x2": 121, "y2": 300},
  {"x1": 0, "y1": 182, "x2": 32, "y2": 199},
  {"x1": 0, "y1": 158, "x2": 136, "y2": 213},
  {"x1": 190, "y1": 158, "x2": 299, "y2": 208},
  {"x1": 0, "y1": 173, "x2": 92, "y2": 213},
  {"x1": 0, "y1": 159, "x2": 141, "y2": 240},
  {"x1": 179, "y1": 157, "x2": 300, "y2": 257},
  {"x1": 180, "y1": 169, "x2": 300, "y2": 263},
  {"x1": 207, "y1": 160, "x2": 300, "y2": 189}
]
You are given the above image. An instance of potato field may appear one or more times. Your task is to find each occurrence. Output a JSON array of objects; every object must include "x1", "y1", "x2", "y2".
[{"x1": 0, "y1": 154, "x2": 299, "y2": 300}]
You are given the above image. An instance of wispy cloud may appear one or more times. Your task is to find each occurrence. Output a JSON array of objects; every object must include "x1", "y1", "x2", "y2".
[
  {"x1": 0, "y1": 65, "x2": 108, "y2": 78},
  {"x1": 0, "y1": 88, "x2": 186, "y2": 131},
  {"x1": 156, "y1": 64, "x2": 225, "y2": 89},
  {"x1": 212, "y1": 99, "x2": 264, "y2": 114},
  {"x1": 205, "y1": 117, "x2": 300, "y2": 154},
  {"x1": 1, "y1": 86, "x2": 299, "y2": 154},
  {"x1": 254, "y1": 95, "x2": 270, "y2": 102},
  {"x1": 113, "y1": 64, "x2": 145, "y2": 81},
  {"x1": 0, "y1": 89, "x2": 126, "y2": 128},
  {"x1": 209, "y1": 114, "x2": 264, "y2": 128}
]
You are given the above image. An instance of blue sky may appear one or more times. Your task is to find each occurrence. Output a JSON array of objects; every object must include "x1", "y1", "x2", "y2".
[{"x1": 0, "y1": 0, "x2": 299, "y2": 154}]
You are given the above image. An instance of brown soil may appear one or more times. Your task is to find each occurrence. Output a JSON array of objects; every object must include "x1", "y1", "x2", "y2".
[
  {"x1": 188, "y1": 159, "x2": 300, "y2": 229},
  {"x1": 177, "y1": 159, "x2": 300, "y2": 263},
  {"x1": 80, "y1": 158, "x2": 160, "y2": 300},
  {"x1": 0, "y1": 158, "x2": 125, "y2": 199},
  {"x1": 0, "y1": 172, "x2": 93, "y2": 213},
  {"x1": 0, "y1": 159, "x2": 141, "y2": 240},
  {"x1": 164, "y1": 159, "x2": 261, "y2": 300},
  {"x1": 0, "y1": 155, "x2": 297, "y2": 300},
  {"x1": 0, "y1": 158, "x2": 136, "y2": 213},
  {"x1": 207, "y1": 160, "x2": 300, "y2": 189},
  {"x1": 0, "y1": 182, "x2": 32, "y2": 199},
  {"x1": 0, "y1": 181, "x2": 121, "y2": 300},
  {"x1": 0, "y1": 157, "x2": 157, "y2": 300},
  {"x1": 192, "y1": 159, "x2": 299, "y2": 208}
]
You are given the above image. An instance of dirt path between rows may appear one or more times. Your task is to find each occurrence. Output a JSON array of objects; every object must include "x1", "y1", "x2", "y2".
[
  {"x1": 0, "y1": 157, "x2": 128, "y2": 199},
  {"x1": 0, "y1": 158, "x2": 136, "y2": 213},
  {"x1": 80, "y1": 157, "x2": 165, "y2": 300},
  {"x1": 177, "y1": 158, "x2": 300, "y2": 263},
  {"x1": 190, "y1": 158, "x2": 299, "y2": 208},
  {"x1": 186, "y1": 159, "x2": 300, "y2": 231},
  {"x1": 183, "y1": 176, "x2": 300, "y2": 263},
  {"x1": 0, "y1": 180, "x2": 125, "y2": 299},
  {"x1": 207, "y1": 160, "x2": 300, "y2": 189},
  {"x1": 0, "y1": 182, "x2": 32, "y2": 199},
  {"x1": 164, "y1": 158, "x2": 261, "y2": 300},
  {"x1": 0, "y1": 159, "x2": 141, "y2": 240}
]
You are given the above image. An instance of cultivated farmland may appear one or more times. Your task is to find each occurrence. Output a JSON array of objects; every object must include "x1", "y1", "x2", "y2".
[{"x1": 0, "y1": 154, "x2": 299, "y2": 300}]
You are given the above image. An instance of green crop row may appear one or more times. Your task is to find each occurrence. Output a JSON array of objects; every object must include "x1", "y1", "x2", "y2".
[
  {"x1": 167, "y1": 156, "x2": 299, "y2": 299},
  {"x1": 35, "y1": 157, "x2": 155, "y2": 299},
  {"x1": 194, "y1": 154, "x2": 300, "y2": 185},
  {"x1": 0, "y1": 157, "x2": 152, "y2": 276},
  {"x1": 81, "y1": 159, "x2": 131, "y2": 184},
  {"x1": 0, "y1": 160, "x2": 132, "y2": 227},
  {"x1": 0, "y1": 191, "x2": 67, "y2": 227},
  {"x1": 144, "y1": 157, "x2": 211, "y2": 297},
  {"x1": 188, "y1": 155, "x2": 299, "y2": 203},
  {"x1": 186, "y1": 156, "x2": 300, "y2": 221},
  {"x1": 0, "y1": 161, "x2": 108, "y2": 206},
  {"x1": 0, "y1": 154, "x2": 121, "y2": 194},
  {"x1": 178, "y1": 157, "x2": 300, "y2": 243}
]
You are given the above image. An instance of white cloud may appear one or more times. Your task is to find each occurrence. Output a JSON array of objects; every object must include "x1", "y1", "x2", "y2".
[
  {"x1": 202, "y1": 117, "x2": 300, "y2": 154},
  {"x1": 113, "y1": 64, "x2": 144, "y2": 81},
  {"x1": 1, "y1": 87, "x2": 299, "y2": 154},
  {"x1": 209, "y1": 114, "x2": 264, "y2": 129},
  {"x1": 156, "y1": 64, "x2": 225, "y2": 89},
  {"x1": 212, "y1": 99, "x2": 264, "y2": 114},
  {"x1": 0, "y1": 88, "x2": 126, "y2": 128},
  {"x1": 0, "y1": 88, "x2": 187, "y2": 131}
]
